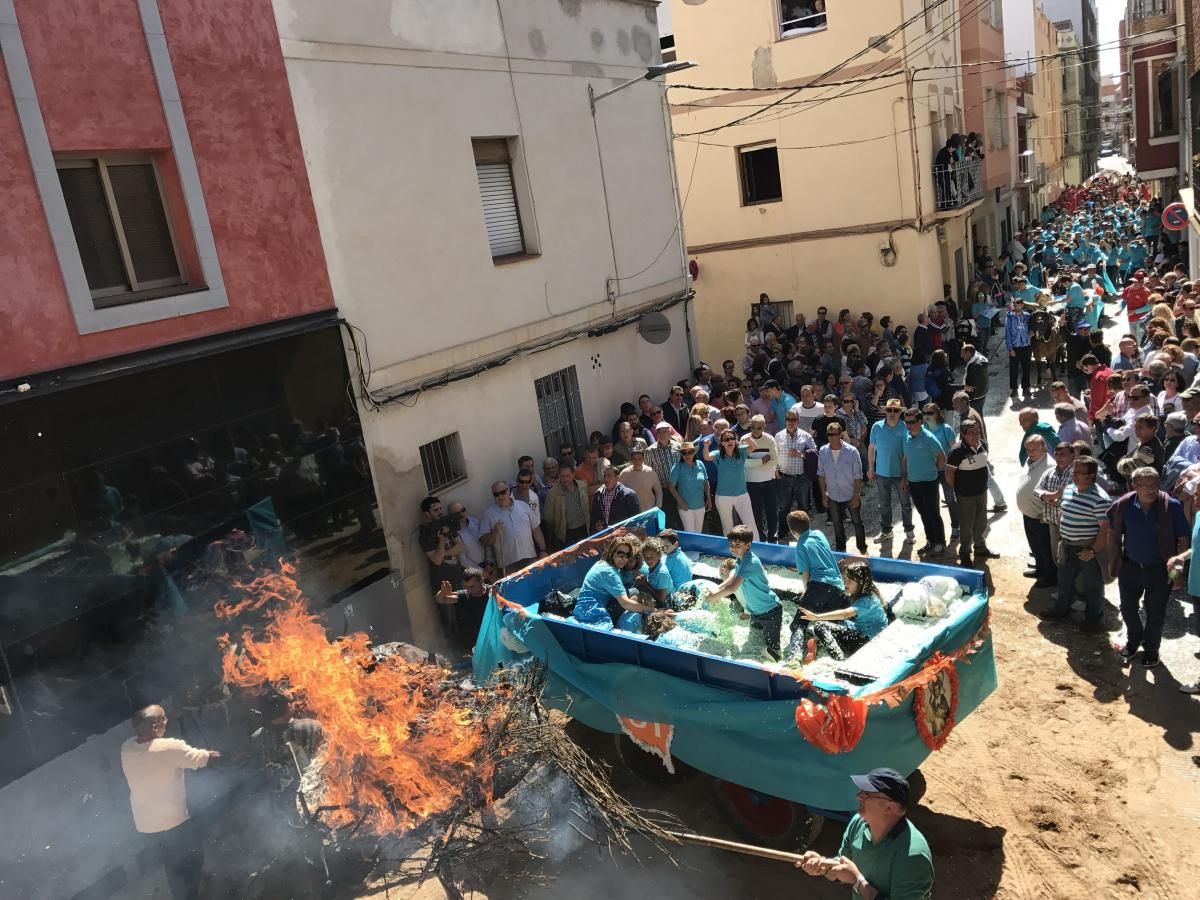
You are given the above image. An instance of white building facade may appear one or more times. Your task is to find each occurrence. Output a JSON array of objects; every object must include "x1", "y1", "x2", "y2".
[{"x1": 273, "y1": 0, "x2": 694, "y2": 649}]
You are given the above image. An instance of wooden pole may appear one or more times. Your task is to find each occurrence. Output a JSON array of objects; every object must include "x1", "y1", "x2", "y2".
[{"x1": 666, "y1": 830, "x2": 809, "y2": 864}]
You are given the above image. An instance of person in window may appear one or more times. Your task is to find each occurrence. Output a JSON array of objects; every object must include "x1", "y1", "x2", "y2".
[{"x1": 572, "y1": 535, "x2": 659, "y2": 632}]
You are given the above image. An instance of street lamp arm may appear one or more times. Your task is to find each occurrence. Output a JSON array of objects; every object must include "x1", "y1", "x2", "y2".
[{"x1": 589, "y1": 60, "x2": 697, "y2": 113}]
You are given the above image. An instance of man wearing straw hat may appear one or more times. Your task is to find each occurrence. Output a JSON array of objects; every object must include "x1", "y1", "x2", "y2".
[{"x1": 795, "y1": 767, "x2": 934, "y2": 898}]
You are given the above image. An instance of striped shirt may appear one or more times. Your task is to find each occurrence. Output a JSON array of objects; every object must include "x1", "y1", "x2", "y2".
[
  {"x1": 774, "y1": 427, "x2": 816, "y2": 476},
  {"x1": 1034, "y1": 464, "x2": 1073, "y2": 525},
  {"x1": 1058, "y1": 482, "x2": 1111, "y2": 545}
]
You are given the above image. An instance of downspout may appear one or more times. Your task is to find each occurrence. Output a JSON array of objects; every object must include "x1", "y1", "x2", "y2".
[
  {"x1": 660, "y1": 87, "x2": 696, "y2": 373},
  {"x1": 899, "y1": 5, "x2": 923, "y2": 228}
]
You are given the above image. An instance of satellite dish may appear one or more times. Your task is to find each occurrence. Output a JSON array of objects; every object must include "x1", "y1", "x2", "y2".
[{"x1": 639, "y1": 312, "x2": 672, "y2": 345}]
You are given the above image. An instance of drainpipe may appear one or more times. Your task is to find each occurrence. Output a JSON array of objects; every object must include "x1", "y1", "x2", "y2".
[{"x1": 899, "y1": 9, "x2": 923, "y2": 228}]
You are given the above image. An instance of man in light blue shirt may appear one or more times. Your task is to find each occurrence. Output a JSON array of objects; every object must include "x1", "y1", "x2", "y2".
[
  {"x1": 901, "y1": 409, "x2": 948, "y2": 556},
  {"x1": 867, "y1": 399, "x2": 914, "y2": 540},
  {"x1": 764, "y1": 379, "x2": 797, "y2": 435},
  {"x1": 1004, "y1": 298, "x2": 1033, "y2": 401},
  {"x1": 818, "y1": 421, "x2": 866, "y2": 554}
]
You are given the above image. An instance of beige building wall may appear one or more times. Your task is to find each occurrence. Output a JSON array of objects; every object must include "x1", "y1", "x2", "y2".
[
  {"x1": 1033, "y1": 3, "x2": 1066, "y2": 207},
  {"x1": 275, "y1": 0, "x2": 694, "y2": 650},
  {"x1": 667, "y1": 0, "x2": 971, "y2": 368}
]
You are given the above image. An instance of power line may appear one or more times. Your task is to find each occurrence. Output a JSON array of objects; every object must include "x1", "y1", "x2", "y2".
[{"x1": 673, "y1": 0, "x2": 956, "y2": 137}]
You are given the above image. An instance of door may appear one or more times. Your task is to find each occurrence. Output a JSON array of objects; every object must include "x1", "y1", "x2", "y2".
[{"x1": 534, "y1": 366, "x2": 587, "y2": 457}]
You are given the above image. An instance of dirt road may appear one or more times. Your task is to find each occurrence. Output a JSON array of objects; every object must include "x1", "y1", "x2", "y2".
[{"x1": 369, "y1": 320, "x2": 1200, "y2": 899}]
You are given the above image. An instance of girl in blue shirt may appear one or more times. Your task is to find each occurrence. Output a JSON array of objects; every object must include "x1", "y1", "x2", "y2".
[
  {"x1": 572, "y1": 536, "x2": 659, "y2": 633},
  {"x1": 637, "y1": 537, "x2": 675, "y2": 607},
  {"x1": 792, "y1": 560, "x2": 888, "y2": 661}
]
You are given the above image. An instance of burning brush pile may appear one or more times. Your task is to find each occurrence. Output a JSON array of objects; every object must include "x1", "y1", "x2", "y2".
[{"x1": 215, "y1": 562, "x2": 679, "y2": 893}]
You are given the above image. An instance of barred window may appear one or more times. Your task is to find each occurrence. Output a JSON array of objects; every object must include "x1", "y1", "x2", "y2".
[{"x1": 419, "y1": 433, "x2": 467, "y2": 492}]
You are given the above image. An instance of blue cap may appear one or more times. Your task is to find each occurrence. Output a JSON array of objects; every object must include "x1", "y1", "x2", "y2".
[{"x1": 850, "y1": 767, "x2": 911, "y2": 806}]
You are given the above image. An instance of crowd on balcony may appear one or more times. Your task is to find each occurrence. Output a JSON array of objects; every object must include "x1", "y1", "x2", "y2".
[{"x1": 934, "y1": 133, "x2": 986, "y2": 210}]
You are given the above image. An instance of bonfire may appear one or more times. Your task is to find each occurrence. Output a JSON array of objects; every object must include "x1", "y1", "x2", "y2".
[{"x1": 214, "y1": 562, "x2": 679, "y2": 895}]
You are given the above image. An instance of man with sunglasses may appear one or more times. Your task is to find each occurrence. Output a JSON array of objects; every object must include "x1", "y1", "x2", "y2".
[
  {"x1": 480, "y1": 481, "x2": 547, "y2": 575},
  {"x1": 817, "y1": 422, "x2": 867, "y2": 555},
  {"x1": 794, "y1": 768, "x2": 933, "y2": 899},
  {"x1": 901, "y1": 408, "x2": 947, "y2": 557},
  {"x1": 662, "y1": 384, "x2": 690, "y2": 433},
  {"x1": 868, "y1": 399, "x2": 915, "y2": 542},
  {"x1": 591, "y1": 465, "x2": 641, "y2": 533}
]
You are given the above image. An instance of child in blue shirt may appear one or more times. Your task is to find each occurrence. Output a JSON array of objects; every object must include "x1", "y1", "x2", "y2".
[
  {"x1": 704, "y1": 525, "x2": 783, "y2": 660},
  {"x1": 792, "y1": 560, "x2": 887, "y2": 661},
  {"x1": 636, "y1": 537, "x2": 675, "y2": 607},
  {"x1": 658, "y1": 528, "x2": 694, "y2": 591}
]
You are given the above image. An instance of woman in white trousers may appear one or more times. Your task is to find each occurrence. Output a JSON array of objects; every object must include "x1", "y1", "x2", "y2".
[{"x1": 703, "y1": 429, "x2": 760, "y2": 541}]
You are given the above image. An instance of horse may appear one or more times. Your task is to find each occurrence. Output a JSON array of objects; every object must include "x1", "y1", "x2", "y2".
[{"x1": 1028, "y1": 306, "x2": 1066, "y2": 386}]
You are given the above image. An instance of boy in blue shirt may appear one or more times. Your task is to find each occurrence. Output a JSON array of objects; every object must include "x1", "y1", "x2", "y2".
[
  {"x1": 787, "y1": 510, "x2": 846, "y2": 617},
  {"x1": 705, "y1": 525, "x2": 783, "y2": 660},
  {"x1": 658, "y1": 528, "x2": 694, "y2": 590}
]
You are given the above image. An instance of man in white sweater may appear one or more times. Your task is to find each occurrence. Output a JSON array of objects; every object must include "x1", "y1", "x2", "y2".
[
  {"x1": 121, "y1": 705, "x2": 219, "y2": 899},
  {"x1": 745, "y1": 414, "x2": 780, "y2": 541}
]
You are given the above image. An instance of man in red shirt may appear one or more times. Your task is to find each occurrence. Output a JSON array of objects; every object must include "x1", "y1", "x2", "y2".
[
  {"x1": 1080, "y1": 354, "x2": 1113, "y2": 425},
  {"x1": 1122, "y1": 274, "x2": 1151, "y2": 341}
]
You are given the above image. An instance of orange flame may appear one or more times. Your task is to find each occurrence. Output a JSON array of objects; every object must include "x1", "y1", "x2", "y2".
[{"x1": 218, "y1": 564, "x2": 494, "y2": 835}]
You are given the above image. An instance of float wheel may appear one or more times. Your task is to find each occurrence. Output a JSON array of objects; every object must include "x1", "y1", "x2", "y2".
[{"x1": 712, "y1": 779, "x2": 825, "y2": 850}]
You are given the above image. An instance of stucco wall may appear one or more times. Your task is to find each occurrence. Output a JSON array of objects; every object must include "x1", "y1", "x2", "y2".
[
  {"x1": 689, "y1": 228, "x2": 945, "y2": 370},
  {"x1": 362, "y1": 304, "x2": 694, "y2": 651},
  {"x1": 276, "y1": 0, "x2": 685, "y2": 391},
  {"x1": 1, "y1": 0, "x2": 334, "y2": 382}
]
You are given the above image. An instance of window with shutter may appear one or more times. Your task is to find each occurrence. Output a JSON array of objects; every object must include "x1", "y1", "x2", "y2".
[
  {"x1": 55, "y1": 154, "x2": 186, "y2": 306},
  {"x1": 473, "y1": 139, "x2": 527, "y2": 259}
]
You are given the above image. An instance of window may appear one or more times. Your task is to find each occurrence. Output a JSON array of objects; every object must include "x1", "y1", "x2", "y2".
[
  {"x1": 420, "y1": 433, "x2": 467, "y2": 492},
  {"x1": 1153, "y1": 61, "x2": 1178, "y2": 136},
  {"x1": 738, "y1": 144, "x2": 783, "y2": 205},
  {"x1": 779, "y1": 1, "x2": 827, "y2": 38},
  {"x1": 988, "y1": 91, "x2": 1008, "y2": 150},
  {"x1": 535, "y1": 367, "x2": 587, "y2": 458},
  {"x1": 751, "y1": 299, "x2": 794, "y2": 329},
  {"x1": 56, "y1": 155, "x2": 184, "y2": 307},
  {"x1": 660, "y1": 33, "x2": 676, "y2": 64},
  {"x1": 473, "y1": 138, "x2": 527, "y2": 260},
  {"x1": 989, "y1": 0, "x2": 1003, "y2": 29}
]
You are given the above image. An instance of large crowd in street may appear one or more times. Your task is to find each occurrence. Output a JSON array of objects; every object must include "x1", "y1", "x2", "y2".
[{"x1": 422, "y1": 173, "x2": 1200, "y2": 704}]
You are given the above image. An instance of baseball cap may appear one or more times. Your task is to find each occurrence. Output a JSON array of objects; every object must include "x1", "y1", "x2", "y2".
[
  {"x1": 1181, "y1": 386, "x2": 1200, "y2": 403},
  {"x1": 850, "y1": 768, "x2": 911, "y2": 806},
  {"x1": 654, "y1": 422, "x2": 673, "y2": 432},
  {"x1": 1074, "y1": 321, "x2": 1091, "y2": 334}
]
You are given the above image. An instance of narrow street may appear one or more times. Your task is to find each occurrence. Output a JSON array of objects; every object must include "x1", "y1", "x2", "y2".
[{"x1": 370, "y1": 304, "x2": 1200, "y2": 899}]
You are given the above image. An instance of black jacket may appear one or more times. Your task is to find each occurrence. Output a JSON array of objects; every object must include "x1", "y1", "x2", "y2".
[
  {"x1": 591, "y1": 483, "x2": 642, "y2": 530},
  {"x1": 661, "y1": 399, "x2": 690, "y2": 433},
  {"x1": 963, "y1": 353, "x2": 989, "y2": 399}
]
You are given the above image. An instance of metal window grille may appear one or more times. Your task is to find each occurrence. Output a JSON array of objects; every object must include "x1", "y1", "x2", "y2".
[
  {"x1": 534, "y1": 367, "x2": 586, "y2": 459},
  {"x1": 419, "y1": 433, "x2": 467, "y2": 493}
]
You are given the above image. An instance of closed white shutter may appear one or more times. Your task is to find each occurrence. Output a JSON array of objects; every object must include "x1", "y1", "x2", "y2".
[{"x1": 475, "y1": 162, "x2": 525, "y2": 257}]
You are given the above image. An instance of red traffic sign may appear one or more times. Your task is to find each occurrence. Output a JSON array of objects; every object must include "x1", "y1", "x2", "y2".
[{"x1": 1162, "y1": 202, "x2": 1189, "y2": 231}]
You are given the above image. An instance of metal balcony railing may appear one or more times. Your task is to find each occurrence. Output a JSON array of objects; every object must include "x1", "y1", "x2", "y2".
[
  {"x1": 1129, "y1": 0, "x2": 1174, "y2": 36},
  {"x1": 933, "y1": 157, "x2": 983, "y2": 211}
]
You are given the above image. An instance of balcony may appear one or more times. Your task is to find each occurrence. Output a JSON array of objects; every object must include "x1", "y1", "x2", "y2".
[
  {"x1": 1128, "y1": 0, "x2": 1174, "y2": 37},
  {"x1": 779, "y1": 2, "x2": 827, "y2": 38},
  {"x1": 933, "y1": 158, "x2": 983, "y2": 212}
]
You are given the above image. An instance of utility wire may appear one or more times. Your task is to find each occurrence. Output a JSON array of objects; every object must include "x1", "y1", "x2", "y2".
[{"x1": 674, "y1": 0, "x2": 955, "y2": 137}]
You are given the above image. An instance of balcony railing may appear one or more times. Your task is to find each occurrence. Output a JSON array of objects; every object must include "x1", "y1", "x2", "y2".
[
  {"x1": 1129, "y1": 0, "x2": 1174, "y2": 36},
  {"x1": 933, "y1": 158, "x2": 983, "y2": 211}
]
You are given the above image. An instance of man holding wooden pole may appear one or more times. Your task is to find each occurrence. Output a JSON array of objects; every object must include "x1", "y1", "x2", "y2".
[{"x1": 794, "y1": 768, "x2": 933, "y2": 899}]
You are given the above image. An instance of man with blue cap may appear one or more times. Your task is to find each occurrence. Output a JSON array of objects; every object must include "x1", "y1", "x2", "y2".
[{"x1": 795, "y1": 767, "x2": 934, "y2": 897}]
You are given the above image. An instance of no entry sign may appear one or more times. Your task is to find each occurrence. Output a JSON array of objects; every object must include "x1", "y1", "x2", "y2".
[{"x1": 1162, "y1": 202, "x2": 1189, "y2": 231}]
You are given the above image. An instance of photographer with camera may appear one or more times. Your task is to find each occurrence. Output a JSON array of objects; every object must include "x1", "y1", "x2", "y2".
[{"x1": 419, "y1": 495, "x2": 465, "y2": 601}]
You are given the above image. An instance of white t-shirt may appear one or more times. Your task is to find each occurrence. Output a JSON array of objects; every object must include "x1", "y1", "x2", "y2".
[
  {"x1": 480, "y1": 499, "x2": 538, "y2": 566},
  {"x1": 513, "y1": 491, "x2": 541, "y2": 528},
  {"x1": 120, "y1": 737, "x2": 210, "y2": 833},
  {"x1": 790, "y1": 401, "x2": 822, "y2": 436}
]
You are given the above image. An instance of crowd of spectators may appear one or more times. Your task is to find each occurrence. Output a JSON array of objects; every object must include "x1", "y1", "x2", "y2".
[{"x1": 422, "y1": 173, "x2": 1199, "y2": 692}]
